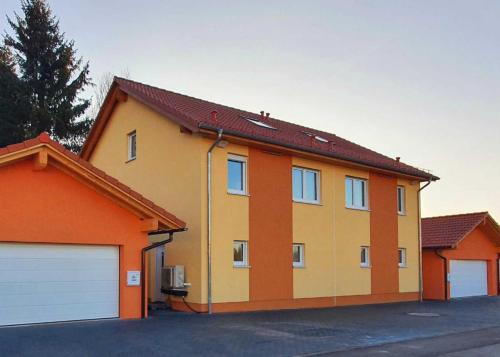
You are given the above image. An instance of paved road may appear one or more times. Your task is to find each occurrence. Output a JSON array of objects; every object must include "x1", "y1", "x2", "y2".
[
  {"x1": 326, "y1": 326, "x2": 500, "y2": 356},
  {"x1": 2, "y1": 297, "x2": 500, "y2": 356}
]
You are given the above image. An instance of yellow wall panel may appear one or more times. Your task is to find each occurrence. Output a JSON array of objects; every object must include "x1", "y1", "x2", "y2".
[
  {"x1": 292, "y1": 157, "x2": 335, "y2": 298},
  {"x1": 209, "y1": 142, "x2": 250, "y2": 303},
  {"x1": 90, "y1": 97, "x2": 204, "y2": 303},
  {"x1": 333, "y1": 167, "x2": 371, "y2": 296},
  {"x1": 398, "y1": 179, "x2": 420, "y2": 293}
]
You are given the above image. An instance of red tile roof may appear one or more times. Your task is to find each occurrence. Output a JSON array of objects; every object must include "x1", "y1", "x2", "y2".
[
  {"x1": 85, "y1": 77, "x2": 438, "y2": 181},
  {"x1": 0, "y1": 133, "x2": 186, "y2": 229},
  {"x1": 422, "y1": 212, "x2": 493, "y2": 248}
]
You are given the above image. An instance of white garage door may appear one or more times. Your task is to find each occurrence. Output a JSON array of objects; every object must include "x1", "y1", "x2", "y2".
[
  {"x1": 0, "y1": 243, "x2": 119, "y2": 326},
  {"x1": 450, "y1": 260, "x2": 488, "y2": 298}
]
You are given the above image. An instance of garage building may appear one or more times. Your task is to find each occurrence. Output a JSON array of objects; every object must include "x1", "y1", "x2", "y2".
[
  {"x1": 0, "y1": 133, "x2": 185, "y2": 326},
  {"x1": 422, "y1": 212, "x2": 500, "y2": 300}
]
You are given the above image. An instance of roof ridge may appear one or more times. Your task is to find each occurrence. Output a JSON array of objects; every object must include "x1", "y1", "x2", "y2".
[
  {"x1": 422, "y1": 211, "x2": 489, "y2": 220},
  {"x1": 115, "y1": 77, "x2": 415, "y2": 167},
  {"x1": 111, "y1": 77, "x2": 438, "y2": 181},
  {"x1": 115, "y1": 76, "x2": 264, "y2": 119}
]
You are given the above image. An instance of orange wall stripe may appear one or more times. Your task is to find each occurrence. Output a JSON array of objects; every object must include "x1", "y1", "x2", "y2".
[
  {"x1": 248, "y1": 148, "x2": 293, "y2": 301},
  {"x1": 369, "y1": 173, "x2": 399, "y2": 294}
]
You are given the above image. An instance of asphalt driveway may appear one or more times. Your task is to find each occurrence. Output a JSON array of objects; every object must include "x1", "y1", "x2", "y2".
[{"x1": 2, "y1": 297, "x2": 500, "y2": 356}]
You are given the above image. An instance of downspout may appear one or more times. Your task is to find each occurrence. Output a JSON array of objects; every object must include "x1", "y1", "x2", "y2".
[
  {"x1": 207, "y1": 128, "x2": 224, "y2": 314},
  {"x1": 435, "y1": 249, "x2": 448, "y2": 300},
  {"x1": 417, "y1": 180, "x2": 431, "y2": 302},
  {"x1": 141, "y1": 227, "x2": 186, "y2": 319}
]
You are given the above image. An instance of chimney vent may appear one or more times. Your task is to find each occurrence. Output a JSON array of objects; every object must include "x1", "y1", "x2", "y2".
[
  {"x1": 396, "y1": 156, "x2": 401, "y2": 162},
  {"x1": 265, "y1": 112, "x2": 270, "y2": 120},
  {"x1": 210, "y1": 110, "x2": 218, "y2": 121}
]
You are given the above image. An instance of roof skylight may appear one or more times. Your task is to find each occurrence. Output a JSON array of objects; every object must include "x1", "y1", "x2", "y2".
[
  {"x1": 240, "y1": 116, "x2": 277, "y2": 130},
  {"x1": 302, "y1": 131, "x2": 329, "y2": 143}
]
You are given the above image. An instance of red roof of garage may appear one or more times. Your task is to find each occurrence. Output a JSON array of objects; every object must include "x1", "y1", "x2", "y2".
[
  {"x1": 422, "y1": 212, "x2": 500, "y2": 248},
  {"x1": 0, "y1": 133, "x2": 186, "y2": 230},
  {"x1": 81, "y1": 77, "x2": 438, "y2": 182}
]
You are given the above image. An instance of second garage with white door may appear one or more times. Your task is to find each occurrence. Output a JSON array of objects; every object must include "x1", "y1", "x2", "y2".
[
  {"x1": 450, "y1": 260, "x2": 488, "y2": 298},
  {"x1": 422, "y1": 212, "x2": 500, "y2": 301},
  {"x1": 0, "y1": 244, "x2": 119, "y2": 326}
]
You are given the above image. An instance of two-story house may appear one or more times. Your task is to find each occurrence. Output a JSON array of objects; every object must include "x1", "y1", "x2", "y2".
[{"x1": 81, "y1": 77, "x2": 438, "y2": 313}]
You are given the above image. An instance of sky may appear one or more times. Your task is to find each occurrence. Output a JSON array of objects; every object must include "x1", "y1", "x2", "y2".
[{"x1": 1, "y1": 0, "x2": 499, "y2": 219}]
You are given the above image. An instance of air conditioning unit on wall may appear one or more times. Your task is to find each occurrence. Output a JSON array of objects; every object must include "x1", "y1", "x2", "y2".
[{"x1": 162, "y1": 265, "x2": 185, "y2": 290}]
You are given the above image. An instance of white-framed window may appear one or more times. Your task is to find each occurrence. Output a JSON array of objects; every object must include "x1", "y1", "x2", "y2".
[
  {"x1": 398, "y1": 248, "x2": 407, "y2": 267},
  {"x1": 360, "y1": 246, "x2": 370, "y2": 267},
  {"x1": 292, "y1": 243, "x2": 305, "y2": 268},
  {"x1": 345, "y1": 177, "x2": 368, "y2": 210},
  {"x1": 227, "y1": 154, "x2": 247, "y2": 195},
  {"x1": 127, "y1": 131, "x2": 137, "y2": 161},
  {"x1": 233, "y1": 241, "x2": 248, "y2": 267},
  {"x1": 292, "y1": 167, "x2": 320, "y2": 203},
  {"x1": 397, "y1": 186, "x2": 405, "y2": 215}
]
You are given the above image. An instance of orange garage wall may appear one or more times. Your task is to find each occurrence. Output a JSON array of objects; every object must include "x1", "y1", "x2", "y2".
[
  {"x1": 422, "y1": 250, "x2": 446, "y2": 300},
  {"x1": 0, "y1": 159, "x2": 149, "y2": 319},
  {"x1": 423, "y1": 226, "x2": 499, "y2": 300}
]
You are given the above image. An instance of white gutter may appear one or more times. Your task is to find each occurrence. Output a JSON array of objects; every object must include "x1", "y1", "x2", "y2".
[{"x1": 207, "y1": 128, "x2": 223, "y2": 314}]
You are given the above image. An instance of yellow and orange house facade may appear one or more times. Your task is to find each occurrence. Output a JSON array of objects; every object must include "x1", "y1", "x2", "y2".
[{"x1": 81, "y1": 78, "x2": 438, "y2": 313}]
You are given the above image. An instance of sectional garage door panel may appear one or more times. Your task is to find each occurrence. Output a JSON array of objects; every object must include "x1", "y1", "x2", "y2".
[
  {"x1": 0, "y1": 243, "x2": 119, "y2": 326},
  {"x1": 450, "y1": 260, "x2": 488, "y2": 298}
]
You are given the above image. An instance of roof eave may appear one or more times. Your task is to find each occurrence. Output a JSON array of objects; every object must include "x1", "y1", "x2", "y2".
[{"x1": 199, "y1": 124, "x2": 438, "y2": 182}]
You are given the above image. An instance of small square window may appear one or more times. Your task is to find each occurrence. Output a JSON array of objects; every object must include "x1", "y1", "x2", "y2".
[
  {"x1": 228, "y1": 155, "x2": 247, "y2": 195},
  {"x1": 397, "y1": 186, "x2": 405, "y2": 215},
  {"x1": 360, "y1": 246, "x2": 370, "y2": 267},
  {"x1": 127, "y1": 131, "x2": 136, "y2": 161},
  {"x1": 293, "y1": 244, "x2": 305, "y2": 268},
  {"x1": 292, "y1": 167, "x2": 320, "y2": 204},
  {"x1": 398, "y1": 248, "x2": 407, "y2": 267},
  {"x1": 233, "y1": 241, "x2": 248, "y2": 267},
  {"x1": 346, "y1": 177, "x2": 368, "y2": 210}
]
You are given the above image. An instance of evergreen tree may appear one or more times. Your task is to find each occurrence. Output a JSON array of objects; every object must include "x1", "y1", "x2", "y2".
[
  {"x1": 1, "y1": 0, "x2": 92, "y2": 151},
  {"x1": 0, "y1": 45, "x2": 29, "y2": 146}
]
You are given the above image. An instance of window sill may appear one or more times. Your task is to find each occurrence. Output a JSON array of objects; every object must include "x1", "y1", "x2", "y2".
[
  {"x1": 125, "y1": 157, "x2": 136, "y2": 163},
  {"x1": 293, "y1": 265, "x2": 306, "y2": 269},
  {"x1": 227, "y1": 191, "x2": 250, "y2": 197},
  {"x1": 293, "y1": 199, "x2": 321, "y2": 206},
  {"x1": 233, "y1": 265, "x2": 251, "y2": 269},
  {"x1": 346, "y1": 206, "x2": 370, "y2": 212},
  {"x1": 398, "y1": 212, "x2": 406, "y2": 216},
  {"x1": 360, "y1": 265, "x2": 371, "y2": 269},
  {"x1": 399, "y1": 265, "x2": 408, "y2": 269}
]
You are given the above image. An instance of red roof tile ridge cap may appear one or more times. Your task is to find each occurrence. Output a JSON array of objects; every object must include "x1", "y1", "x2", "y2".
[
  {"x1": 38, "y1": 132, "x2": 51, "y2": 143},
  {"x1": 116, "y1": 77, "x2": 264, "y2": 118},
  {"x1": 422, "y1": 212, "x2": 489, "y2": 221}
]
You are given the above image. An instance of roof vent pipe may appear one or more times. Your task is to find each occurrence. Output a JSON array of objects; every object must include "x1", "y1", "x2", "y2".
[
  {"x1": 396, "y1": 157, "x2": 401, "y2": 163},
  {"x1": 210, "y1": 110, "x2": 218, "y2": 121},
  {"x1": 260, "y1": 111, "x2": 265, "y2": 120},
  {"x1": 265, "y1": 113, "x2": 270, "y2": 120}
]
